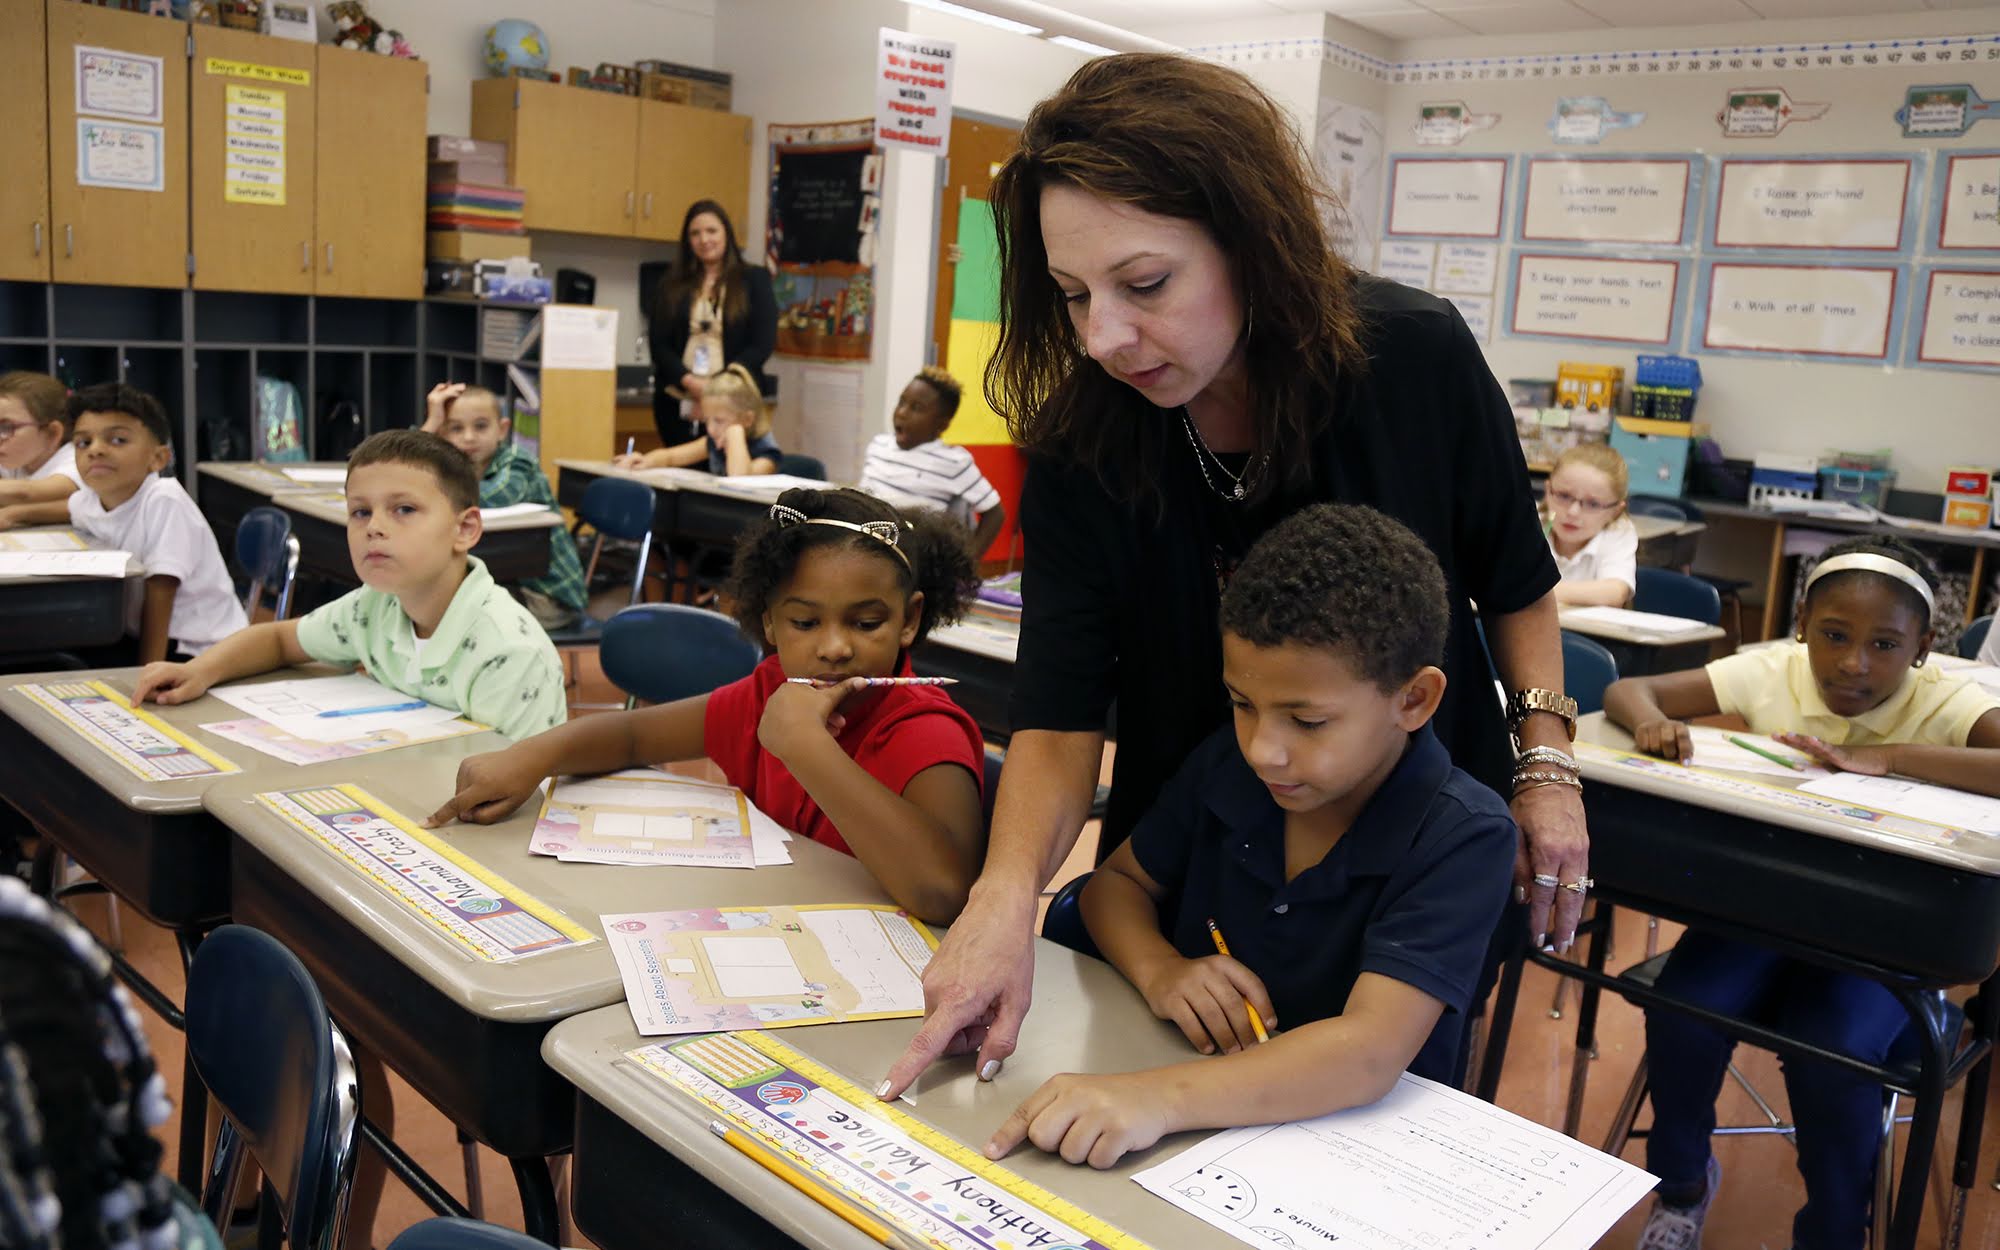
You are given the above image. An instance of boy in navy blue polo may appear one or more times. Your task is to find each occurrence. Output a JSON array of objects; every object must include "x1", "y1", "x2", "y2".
[{"x1": 986, "y1": 503, "x2": 1518, "y2": 1170}]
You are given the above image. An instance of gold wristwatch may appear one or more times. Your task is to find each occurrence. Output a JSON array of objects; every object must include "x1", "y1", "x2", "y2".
[{"x1": 1507, "y1": 687, "x2": 1578, "y2": 741}]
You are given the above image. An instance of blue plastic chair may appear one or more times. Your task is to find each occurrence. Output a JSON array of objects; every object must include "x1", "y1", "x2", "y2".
[
  {"x1": 386, "y1": 1218, "x2": 547, "y2": 1250},
  {"x1": 598, "y1": 603, "x2": 763, "y2": 708},
  {"x1": 775, "y1": 453, "x2": 827, "y2": 481},
  {"x1": 1633, "y1": 566, "x2": 1722, "y2": 626},
  {"x1": 1961, "y1": 614, "x2": 1993, "y2": 660},
  {"x1": 234, "y1": 505, "x2": 300, "y2": 620},
  {"x1": 1560, "y1": 630, "x2": 1619, "y2": 717},
  {"x1": 549, "y1": 476, "x2": 662, "y2": 704},
  {"x1": 1626, "y1": 494, "x2": 1703, "y2": 523},
  {"x1": 1041, "y1": 872, "x2": 1100, "y2": 959},
  {"x1": 188, "y1": 925, "x2": 360, "y2": 1250}
]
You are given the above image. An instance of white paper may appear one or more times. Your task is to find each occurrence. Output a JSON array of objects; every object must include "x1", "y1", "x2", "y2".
[
  {"x1": 1916, "y1": 269, "x2": 2000, "y2": 367},
  {"x1": 1434, "y1": 242, "x2": 1499, "y2": 294},
  {"x1": 875, "y1": 28, "x2": 954, "y2": 157},
  {"x1": 1387, "y1": 158, "x2": 1507, "y2": 237},
  {"x1": 1561, "y1": 605, "x2": 1713, "y2": 637},
  {"x1": 76, "y1": 45, "x2": 163, "y2": 123},
  {"x1": 529, "y1": 770, "x2": 762, "y2": 869},
  {"x1": 1939, "y1": 154, "x2": 2000, "y2": 251},
  {"x1": 478, "y1": 502, "x2": 558, "y2": 522},
  {"x1": 77, "y1": 120, "x2": 165, "y2": 192},
  {"x1": 1444, "y1": 293, "x2": 1493, "y2": 343},
  {"x1": 1512, "y1": 253, "x2": 1678, "y2": 344},
  {"x1": 1316, "y1": 99, "x2": 1384, "y2": 270},
  {"x1": 1714, "y1": 159, "x2": 1912, "y2": 251},
  {"x1": 1133, "y1": 1071, "x2": 1656, "y2": 1250},
  {"x1": 281, "y1": 465, "x2": 347, "y2": 484},
  {"x1": 1682, "y1": 726, "x2": 1827, "y2": 778},
  {"x1": 711, "y1": 474, "x2": 839, "y2": 498},
  {"x1": 1800, "y1": 773, "x2": 2000, "y2": 834},
  {"x1": 1523, "y1": 157, "x2": 1692, "y2": 245},
  {"x1": 208, "y1": 673, "x2": 461, "y2": 743},
  {"x1": 541, "y1": 305, "x2": 619, "y2": 372},
  {"x1": 1704, "y1": 263, "x2": 1898, "y2": 359},
  {"x1": 0, "y1": 530, "x2": 87, "y2": 552},
  {"x1": 1376, "y1": 240, "x2": 1435, "y2": 288},
  {"x1": 0, "y1": 550, "x2": 132, "y2": 578}
]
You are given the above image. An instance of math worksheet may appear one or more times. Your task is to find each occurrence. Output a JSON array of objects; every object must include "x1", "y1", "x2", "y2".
[
  {"x1": 209, "y1": 673, "x2": 465, "y2": 743},
  {"x1": 0, "y1": 550, "x2": 132, "y2": 577},
  {"x1": 603, "y1": 904, "x2": 935, "y2": 1035},
  {"x1": 1133, "y1": 1072, "x2": 1655, "y2": 1250},
  {"x1": 529, "y1": 770, "x2": 792, "y2": 868}
]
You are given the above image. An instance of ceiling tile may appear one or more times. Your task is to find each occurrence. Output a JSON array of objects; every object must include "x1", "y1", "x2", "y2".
[
  {"x1": 1746, "y1": 0, "x2": 1927, "y2": 13},
  {"x1": 1430, "y1": 3, "x2": 1610, "y2": 35},
  {"x1": 1571, "y1": 0, "x2": 1762, "y2": 23},
  {"x1": 1341, "y1": 9, "x2": 1482, "y2": 36}
]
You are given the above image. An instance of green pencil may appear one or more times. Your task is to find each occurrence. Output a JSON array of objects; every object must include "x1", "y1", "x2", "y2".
[{"x1": 1728, "y1": 734, "x2": 1800, "y2": 771}]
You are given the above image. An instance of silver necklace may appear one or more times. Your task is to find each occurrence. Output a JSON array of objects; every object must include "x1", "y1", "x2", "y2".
[{"x1": 1179, "y1": 407, "x2": 1264, "y2": 502}]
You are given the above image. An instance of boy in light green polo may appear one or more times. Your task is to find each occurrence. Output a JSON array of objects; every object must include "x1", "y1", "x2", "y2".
[{"x1": 133, "y1": 430, "x2": 566, "y2": 741}]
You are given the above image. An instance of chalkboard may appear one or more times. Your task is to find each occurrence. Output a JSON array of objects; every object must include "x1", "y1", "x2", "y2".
[{"x1": 773, "y1": 147, "x2": 868, "y2": 266}]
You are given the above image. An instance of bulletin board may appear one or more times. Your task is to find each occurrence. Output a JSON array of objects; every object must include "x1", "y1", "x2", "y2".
[{"x1": 767, "y1": 119, "x2": 880, "y2": 361}]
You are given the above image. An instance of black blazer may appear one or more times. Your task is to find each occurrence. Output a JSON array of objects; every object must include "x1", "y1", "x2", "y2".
[{"x1": 648, "y1": 264, "x2": 778, "y2": 399}]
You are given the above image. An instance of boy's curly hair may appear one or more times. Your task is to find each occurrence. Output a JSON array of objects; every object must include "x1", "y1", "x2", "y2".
[
  {"x1": 724, "y1": 487, "x2": 980, "y2": 647},
  {"x1": 1220, "y1": 503, "x2": 1448, "y2": 692},
  {"x1": 1802, "y1": 534, "x2": 1941, "y2": 629},
  {"x1": 912, "y1": 366, "x2": 962, "y2": 419}
]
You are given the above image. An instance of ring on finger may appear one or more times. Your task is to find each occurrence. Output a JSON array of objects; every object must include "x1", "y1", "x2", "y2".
[
  {"x1": 1532, "y1": 873, "x2": 1560, "y2": 888},
  {"x1": 1560, "y1": 876, "x2": 1595, "y2": 894}
]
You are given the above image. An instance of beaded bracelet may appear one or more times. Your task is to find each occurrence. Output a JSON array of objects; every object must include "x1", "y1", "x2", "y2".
[
  {"x1": 1512, "y1": 769, "x2": 1583, "y2": 792},
  {"x1": 1515, "y1": 745, "x2": 1580, "y2": 772}
]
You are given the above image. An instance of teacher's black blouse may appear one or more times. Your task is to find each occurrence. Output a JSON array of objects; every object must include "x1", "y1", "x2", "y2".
[{"x1": 1009, "y1": 277, "x2": 1559, "y2": 847}]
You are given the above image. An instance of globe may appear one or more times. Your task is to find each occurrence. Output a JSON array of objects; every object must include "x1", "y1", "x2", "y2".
[{"x1": 482, "y1": 20, "x2": 550, "y2": 77}]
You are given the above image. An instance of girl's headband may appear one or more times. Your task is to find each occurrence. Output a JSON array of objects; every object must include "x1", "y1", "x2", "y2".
[
  {"x1": 1805, "y1": 552, "x2": 1935, "y2": 617},
  {"x1": 769, "y1": 503, "x2": 913, "y2": 572}
]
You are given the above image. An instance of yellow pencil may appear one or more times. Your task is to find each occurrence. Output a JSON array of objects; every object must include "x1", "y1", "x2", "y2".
[
  {"x1": 1205, "y1": 918, "x2": 1271, "y2": 1043},
  {"x1": 709, "y1": 1120, "x2": 898, "y2": 1246}
]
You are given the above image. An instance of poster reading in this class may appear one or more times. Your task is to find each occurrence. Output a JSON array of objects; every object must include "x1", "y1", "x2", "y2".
[
  {"x1": 1510, "y1": 253, "x2": 1680, "y2": 346},
  {"x1": 1713, "y1": 158, "x2": 1915, "y2": 252},
  {"x1": 1703, "y1": 262, "x2": 1900, "y2": 361},
  {"x1": 873, "y1": 28, "x2": 954, "y2": 156},
  {"x1": 1522, "y1": 158, "x2": 1693, "y2": 246},
  {"x1": 1915, "y1": 269, "x2": 2000, "y2": 369},
  {"x1": 1938, "y1": 154, "x2": 2000, "y2": 251},
  {"x1": 1385, "y1": 157, "x2": 1508, "y2": 238}
]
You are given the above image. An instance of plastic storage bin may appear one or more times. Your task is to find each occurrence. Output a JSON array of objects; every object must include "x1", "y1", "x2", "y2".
[
  {"x1": 1819, "y1": 467, "x2": 1896, "y2": 510},
  {"x1": 1750, "y1": 452, "x2": 1819, "y2": 508},
  {"x1": 1610, "y1": 417, "x2": 1697, "y2": 496}
]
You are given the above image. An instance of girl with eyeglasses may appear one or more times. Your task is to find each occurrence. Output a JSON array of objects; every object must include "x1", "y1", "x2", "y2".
[
  {"x1": 0, "y1": 372, "x2": 79, "y2": 526},
  {"x1": 1543, "y1": 442, "x2": 1637, "y2": 608}
]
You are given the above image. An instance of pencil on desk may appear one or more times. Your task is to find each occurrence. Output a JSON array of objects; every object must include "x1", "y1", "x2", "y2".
[
  {"x1": 1728, "y1": 734, "x2": 1801, "y2": 771},
  {"x1": 784, "y1": 676, "x2": 959, "y2": 688},
  {"x1": 708, "y1": 1120, "x2": 900, "y2": 1246},
  {"x1": 1205, "y1": 919, "x2": 1271, "y2": 1044}
]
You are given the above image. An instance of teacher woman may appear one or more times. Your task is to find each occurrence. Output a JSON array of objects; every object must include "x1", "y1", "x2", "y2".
[
  {"x1": 648, "y1": 199, "x2": 778, "y2": 446},
  {"x1": 883, "y1": 54, "x2": 1587, "y2": 1098}
]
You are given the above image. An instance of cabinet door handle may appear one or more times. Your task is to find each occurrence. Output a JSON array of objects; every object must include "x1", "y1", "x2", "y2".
[
  {"x1": 302, "y1": 241, "x2": 310, "y2": 271},
  {"x1": 643, "y1": 192, "x2": 653, "y2": 218},
  {"x1": 32, "y1": 223, "x2": 41, "y2": 256},
  {"x1": 626, "y1": 190, "x2": 635, "y2": 217},
  {"x1": 64, "y1": 224, "x2": 73, "y2": 258},
  {"x1": 325, "y1": 243, "x2": 334, "y2": 273}
]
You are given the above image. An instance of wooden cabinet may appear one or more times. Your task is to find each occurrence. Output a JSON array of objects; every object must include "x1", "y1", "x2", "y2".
[
  {"x1": 635, "y1": 100, "x2": 752, "y2": 242},
  {"x1": 315, "y1": 45, "x2": 425, "y2": 298},
  {"x1": 472, "y1": 78, "x2": 752, "y2": 243},
  {"x1": 0, "y1": 0, "x2": 50, "y2": 282},
  {"x1": 46, "y1": 0, "x2": 189, "y2": 289},
  {"x1": 190, "y1": 25, "x2": 315, "y2": 293}
]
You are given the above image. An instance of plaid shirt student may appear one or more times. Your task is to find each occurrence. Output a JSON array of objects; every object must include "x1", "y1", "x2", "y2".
[{"x1": 481, "y1": 441, "x2": 588, "y2": 616}]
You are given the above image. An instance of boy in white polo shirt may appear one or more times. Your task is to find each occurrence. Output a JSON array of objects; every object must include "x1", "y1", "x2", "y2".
[
  {"x1": 5, "y1": 382, "x2": 245, "y2": 662},
  {"x1": 859, "y1": 368, "x2": 1005, "y2": 554}
]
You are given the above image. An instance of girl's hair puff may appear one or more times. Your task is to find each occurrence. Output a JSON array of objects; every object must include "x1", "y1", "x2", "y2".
[
  {"x1": 701, "y1": 364, "x2": 771, "y2": 438},
  {"x1": 724, "y1": 487, "x2": 979, "y2": 648}
]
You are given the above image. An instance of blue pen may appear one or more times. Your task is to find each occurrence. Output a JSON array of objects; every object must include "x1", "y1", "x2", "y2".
[{"x1": 317, "y1": 699, "x2": 431, "y2": 718}]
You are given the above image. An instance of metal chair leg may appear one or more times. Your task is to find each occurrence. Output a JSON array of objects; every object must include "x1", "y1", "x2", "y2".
[
  {"x1": 104, "y1": 895, "x2": 124, "y2": 955},
  {"x1": 1874, "y1": 1091, "x2": 1898, "y2": 1250},
  {"x1": 1601, "y1": 1055, "x2": 1649, "y2": 1156},
  {"x1": 458, "y1": 1130, "x2": 483, "y2": 1220}
]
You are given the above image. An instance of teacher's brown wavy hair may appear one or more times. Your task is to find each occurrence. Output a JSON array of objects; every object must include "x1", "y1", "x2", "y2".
[
  {"x1": 985, "y1": 53, "x2": 1367, "y2": 510},
  {"x1": 654, "y1": 198, "x2": 751, "y2": 330}
]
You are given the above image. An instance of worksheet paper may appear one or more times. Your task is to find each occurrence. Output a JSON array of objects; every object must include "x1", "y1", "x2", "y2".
[
  {"x1": 208, "y1": 673, "x2": 464, "y2": 743},
  {"x1": 1133, "y1": 1072, "x2": 1655, "y2": 1250},
  {"x1": 529, "y1": 770, "x2": 792, "y2": 868},
  {"x1": 1561, "y1": 605, "x2": 1712, "y2": 637},
  {"x1": 0, "y1": 530, "x2": 86, "y2": 552},
  {"x1": 478, "y1": 502, "x2": 557, "y2": 522},
  {"x1": 1800, "y1": 773, "x2": 2000, "y2": 835},
  {"x1": 281, "y1": 466, "x2": 349, "y2": 484},
  {"x1": 0, "y1": 550, "x2": 131, "y2": 578},
  {"x1": 603, "y1": 904, "x2": 935, "y2": 1035},
  {"x1": 709, "y1": 474, "x2": 838, "y2": 498},
  {"x1": 1682, "y1": 726, "x2": 1827, "y2": 778},
  {"x1": 198, "y1": 714, "x2": 484, "y2": 766}
]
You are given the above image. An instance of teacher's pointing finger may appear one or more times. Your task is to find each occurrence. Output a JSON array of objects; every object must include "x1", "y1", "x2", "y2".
[{"x1": 878, "y1": 898, "x2": 1039, "y2": 1100}]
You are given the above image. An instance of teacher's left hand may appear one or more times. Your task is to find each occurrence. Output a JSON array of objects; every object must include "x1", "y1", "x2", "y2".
[{"x1": 1512, "y1": 782, "x2": 1589, "y2": 952}]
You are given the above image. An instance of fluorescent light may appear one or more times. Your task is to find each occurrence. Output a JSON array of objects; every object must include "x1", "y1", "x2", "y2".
[
  {"x1": 906, "y1": 0, "x2": 1043, "y2": 35},
  {"x1": 1048, "y1": 34, "x2": 1116, "y2": 56}
]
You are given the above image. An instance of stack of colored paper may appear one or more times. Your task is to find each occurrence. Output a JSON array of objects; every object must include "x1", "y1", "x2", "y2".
[{"x1": 426, "y1": 181, "x2": 526, "y2": 234}]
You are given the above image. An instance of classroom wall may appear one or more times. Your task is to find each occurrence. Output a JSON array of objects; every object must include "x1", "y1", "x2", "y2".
[{"x1": 1372, "y1": 10, "x2": 2000, "y2": 491}]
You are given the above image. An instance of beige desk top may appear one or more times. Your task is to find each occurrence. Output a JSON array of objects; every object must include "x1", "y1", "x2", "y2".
[
  {"x1": 203, "y1": 757, "x2": 891, "y2": 1023},
  {"x1": 1558, "y1": 607, "x2": 1728, "y2": 647},
  {"x1": 0, "y1": 667, "x2": 349, "y2": 814},
  {"x1": 544, "y1": 940, "x2": 1235, "y2": 1250},
  {"x1": 277, "y1": 490, "x2": 563, "y2": 532},
  {"x1": 196, "y1": 461, "x2": 349, "y2": 495},
  {"x1": 925, "y1": 617, "x2": 1020, "y2": 664},
  {"x1": 1578, "y1": 712, "x2": 2000, "y2": 876},
  {"x1": 1631, "y1": 514, "x2": 1705, "y2": 543},
  {"x1": 0, "y1": 531, "x2": 144, "y2": 584},
  {"x1": 557, "y1": 459, "x2": 705, "y2": 492}
]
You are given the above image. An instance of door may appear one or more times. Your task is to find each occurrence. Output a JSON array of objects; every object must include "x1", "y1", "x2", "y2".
[
  {"x1": 634, "y1": 101, "x2": 752, "y2": 242},
  {"x1": 46, "y1": 0, "x2": 189, "y2": 289},
  {"x1": 316, "y1": 45, "x2": 424, "y2": 298},
  {"x1": 191, "y1": 25, "x2": 316, "y2": 293},
  {"x1": 478, "y1": 78, "x2": 638, "y2": 237},
  {"x1": 0, "y1": 0, "x2": 50, "y2": 282}
]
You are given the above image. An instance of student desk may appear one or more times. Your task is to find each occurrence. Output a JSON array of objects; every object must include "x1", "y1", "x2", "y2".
[
  {"x1": 544, "y1": 943, "x2": 1237, "y2": 1250},
  {"x1": 206, "y1": 759, "x2": 884, "y2": 1246},
  {"x1": 1686, "y1": 497, "x2": 2000, "y2": 640},
  {"x1": 553, "y1": 459, "x2": 681, "y2": 538},
  {"x1": 1556, "y1": 607, "x2": 1726, "y2": 677},
  {"x1": 0, "y1": 539, "x2": 143, "y2": 657},
  {"x1": 915, "y1": 617, "x2": 1019, "y2": 744},
  {"x1": 1483, "y1": 713, "x2": 2000, "y2": 1250},
  {"x1": 196, "y1": 460, "x2": 347, "y2": 558},
  {"x1": 0, "y1": 665, "x2": 357, "y2": 1190}
]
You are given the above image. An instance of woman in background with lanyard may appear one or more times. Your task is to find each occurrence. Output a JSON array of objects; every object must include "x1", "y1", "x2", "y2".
[{"x1": 649, "y1": 199, "x2": 778, "y2": 447}]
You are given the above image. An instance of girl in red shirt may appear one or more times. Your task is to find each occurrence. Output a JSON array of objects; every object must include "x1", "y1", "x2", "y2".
[{"x1": 428, "y1": 487, "x2": 987, "y2": 924}]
